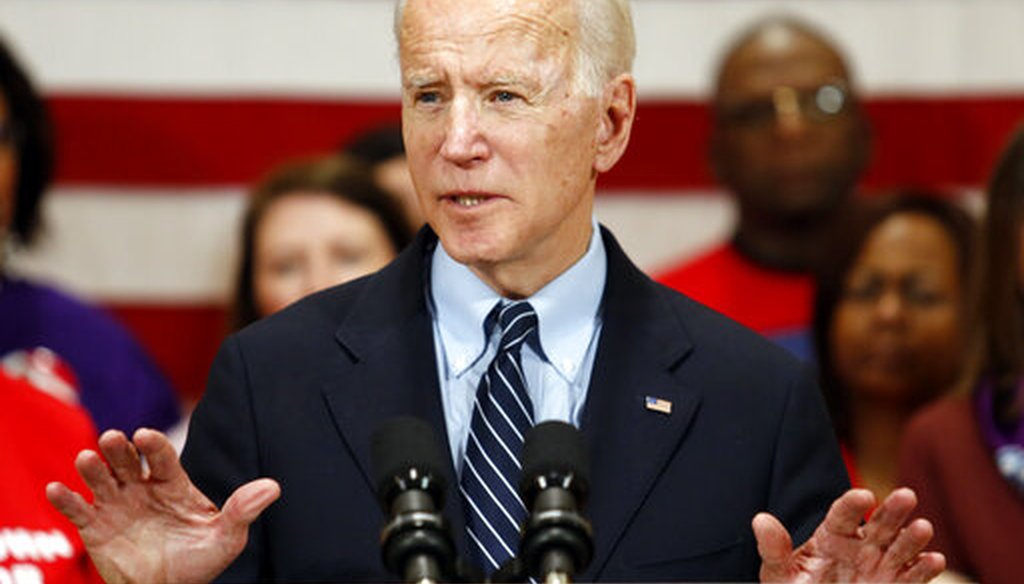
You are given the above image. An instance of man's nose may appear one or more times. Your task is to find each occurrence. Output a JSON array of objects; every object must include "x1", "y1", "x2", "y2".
[
  {"x1": 440, "y1": 97, "x2": 489, "y2": 165},
  {"x1": 775, "y1": 109, "x2": 808, "y2": 138},
  {"x1": 772, "y1": 86, "x2": 809, "y2": 139}
]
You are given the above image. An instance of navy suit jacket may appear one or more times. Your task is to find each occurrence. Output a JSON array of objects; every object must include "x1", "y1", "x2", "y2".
[{"x1": 181, "y1": 227, "x2": 848, "y2": 582}]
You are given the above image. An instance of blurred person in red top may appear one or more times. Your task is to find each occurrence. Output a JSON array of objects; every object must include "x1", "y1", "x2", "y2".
[
  {"x1": 657, "y1": 16, "x2": 869, "y2": 359},
  {"x1": 0, "y1": 350, "x2": 101, "y2": 583}
]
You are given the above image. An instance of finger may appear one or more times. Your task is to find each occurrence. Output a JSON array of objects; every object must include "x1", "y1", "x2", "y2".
[
  {"x1": 897, "y1": 551, "x2": 946, "y2": 583},
  {"x1": 133, "y1": 428, "x2": 187, "y2": 485},
  {"x1": 221, "y1": 479, "x2": 281, "y2": 532},
  {"x1": 862, "y1": 487, "x2": 917, "y2": 547},
  {"x1": 821, "y1": 488, "x2": 875, "y2": 537},
  {"x1": 98, "y1": 429, "x2": 144, "y2": 484},
  {"x1": 75, "y1": 449, "x2": 119, "y2": 502},
  {"x1": 752, "y1": 512, "x2": 794, "y2": 581},
  {"x1": 881, "y1": 518, "x2": 935, "y2": 573},
  {"x1": 46, "y1": 481, "x2": 97, "y2": 529}
]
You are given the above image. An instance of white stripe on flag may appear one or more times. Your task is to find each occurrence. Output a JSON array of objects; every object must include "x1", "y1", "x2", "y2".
[
  {"x1": 9, "y1": 188, "x2": 246, "y2": 303},
  {"x1": 9, "y1": 189, "x2": 738, "y2": 303},
  {"x1": 1, "y1": 0, "x2": 1023, "y2": 97}
]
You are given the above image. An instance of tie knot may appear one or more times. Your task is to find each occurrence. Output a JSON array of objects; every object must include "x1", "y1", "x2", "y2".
[{"x1": 497, "y1": 301, "x2": 537, "y2": 351}]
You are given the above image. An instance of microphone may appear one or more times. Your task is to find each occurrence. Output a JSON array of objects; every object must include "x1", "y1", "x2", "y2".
[
  {"x1": 371, "y1": 416, "x2": 456, "y2": 584},
  {"x1": 518, "y1": 421, "x2": 593, "y2": 584}
]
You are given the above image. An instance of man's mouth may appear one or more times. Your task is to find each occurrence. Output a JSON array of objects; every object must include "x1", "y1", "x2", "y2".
[
  {"x1": 444, "y1": 192, "x2": 498, "y2": 208},
  {"x1": 452, "y1": 195, "x2": 488, "y2": 207}
]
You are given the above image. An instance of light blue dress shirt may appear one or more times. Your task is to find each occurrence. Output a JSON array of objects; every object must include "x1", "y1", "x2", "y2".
[{"x1": 429, "y1": 223, "x2": 607, "y2": 473}]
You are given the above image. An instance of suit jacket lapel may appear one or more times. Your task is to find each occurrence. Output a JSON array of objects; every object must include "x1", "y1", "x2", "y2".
[
  {"x1": 320, "y1": 228, "x2": 471, "y2": 559},
  {"x1": 580, "y1": 228, "x2": 701, "y2": 579}
]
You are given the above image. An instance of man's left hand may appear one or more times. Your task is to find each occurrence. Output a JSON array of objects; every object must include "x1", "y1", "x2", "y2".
[{"x1": 754, "y1": 488, "x2": 946, "y2": 583}]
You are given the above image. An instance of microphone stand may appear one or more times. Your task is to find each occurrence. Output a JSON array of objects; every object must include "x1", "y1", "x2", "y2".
[
  {"x1": 519, "y1": 473, "x2": 593, "y2": 584},
  {"x1": 379, "y1": 469, "x2": 455, "y2": 584},
  {"x1": 517, "y1": 421, "x2": 594, "y2": 584}
]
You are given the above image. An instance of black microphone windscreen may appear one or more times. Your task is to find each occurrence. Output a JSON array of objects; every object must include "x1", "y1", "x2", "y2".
[
  {"x1": 371, "y1": 416, "x2": 448, "y2": 500},
  {"x1": 521, "y1": 420, "x2": 590, "y2": 489}
]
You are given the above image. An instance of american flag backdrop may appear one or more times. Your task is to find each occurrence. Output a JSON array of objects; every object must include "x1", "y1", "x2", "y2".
[{"x1": 2, "y1": 0, "x2": 1023, "y2": 404}]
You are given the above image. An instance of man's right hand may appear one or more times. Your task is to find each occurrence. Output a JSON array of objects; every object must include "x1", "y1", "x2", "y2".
[{"x1": 46, "y1": 428, "x2": 280, "y2": 584}]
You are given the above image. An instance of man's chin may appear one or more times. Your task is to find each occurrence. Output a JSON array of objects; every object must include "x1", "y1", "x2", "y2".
[
  {"x1": 773, "y1": 184, "x2": 849, "y2": 217},
  {"x1": 438, "y1": 233, "x2": 508, "y2": 268},
  {"x1": 766, "y1": 197, "x2": 847, "y2": 228}
]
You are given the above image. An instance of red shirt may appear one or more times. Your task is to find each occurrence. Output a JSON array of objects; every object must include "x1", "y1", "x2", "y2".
[
  {"x1": 656, "y1": 243, "x2": 814, "y2": 357},
  {"x1": 0, "y1": 370, "x2": 102, "y2": 583}
]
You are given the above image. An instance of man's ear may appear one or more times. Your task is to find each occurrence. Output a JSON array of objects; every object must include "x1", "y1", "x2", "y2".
[{"x1": 594, "y1": 73, "x2": 637, "y2": 174}]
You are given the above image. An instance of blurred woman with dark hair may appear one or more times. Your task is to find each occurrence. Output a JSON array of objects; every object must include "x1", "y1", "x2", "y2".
[
  {"x1": 0, "y1": 34, "x2": 179, "y2": 434},
  {"x1": 813, "y1": 192, "x2": 978, "y2": 499},
  {"x1": 230, "y1": 154, "x2": 413, "y2": 331},
  {"x1": 900, "y1": 130, "x2": 1024, "y2": 584}
]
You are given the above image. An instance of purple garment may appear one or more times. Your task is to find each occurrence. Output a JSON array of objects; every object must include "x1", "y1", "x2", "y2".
[
  {"x1": 0, "y1": 275, "x2": 180, "y2": 433},
  {"x1": 975, "y1": 377, "x2": 1024, "y2": 494}
]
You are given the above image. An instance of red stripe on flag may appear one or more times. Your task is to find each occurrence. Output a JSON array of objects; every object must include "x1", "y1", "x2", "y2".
[
  {"x1": 106, "y1": 303, "x2": 228, "y2": 403},
  {"x1": 49, "y1": 94, "x2": 1024, "y2": 190},
  {"x1": 865, "y1": 97, "x2": 1024, "y2": 190},
  {"x1": 50, "y1": 96, "x2": 403, "y2": 187}
]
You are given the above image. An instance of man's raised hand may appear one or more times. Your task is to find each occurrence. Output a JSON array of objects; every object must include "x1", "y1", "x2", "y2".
[
  {"x1": 46, "y1": 428, "x2": 280, "y2": 584},
  {"x1": 755, "y1": 488, "x2": 945, "y2": 583}
]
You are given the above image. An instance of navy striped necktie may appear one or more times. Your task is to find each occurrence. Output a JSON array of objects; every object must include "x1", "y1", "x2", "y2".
[{"x1": 459, "y1": 301, "x2": 538, "y2": 573}]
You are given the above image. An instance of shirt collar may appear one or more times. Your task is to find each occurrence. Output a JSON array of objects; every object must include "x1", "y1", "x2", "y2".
[{"x1": 430, "y1": 221, "x2": 607, "y2": 379}]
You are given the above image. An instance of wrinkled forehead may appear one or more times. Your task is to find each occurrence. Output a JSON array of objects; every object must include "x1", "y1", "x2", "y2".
[{"x1": 398, "y1": 0, "x2": 577, "y2": 68}]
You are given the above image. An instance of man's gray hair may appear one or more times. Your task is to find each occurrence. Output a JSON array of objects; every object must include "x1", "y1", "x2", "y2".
[{"x1": 394, "y1": 0, "x2": 635, "y2": 96}]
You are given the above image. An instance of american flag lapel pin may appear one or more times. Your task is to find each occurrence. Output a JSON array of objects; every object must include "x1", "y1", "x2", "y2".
[{"x1": 645, "y1": 395, "x2": 672, "y2": 415}]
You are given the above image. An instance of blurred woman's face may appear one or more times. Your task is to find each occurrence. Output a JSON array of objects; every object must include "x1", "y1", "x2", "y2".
[
  {"x1": 0, "y1": 92, "x2": 17, "y2": 231},
  {"x1": 831, "y1": 212, "x2": 967, "y2": 403},
  {"x1": 253, "y1": 191, "x2": 397, "y2": 317}
]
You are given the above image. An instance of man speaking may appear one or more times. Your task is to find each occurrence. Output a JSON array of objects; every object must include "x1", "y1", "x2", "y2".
[{"x1": 48, "y1": 0, "x2": 945, "y2": 582}]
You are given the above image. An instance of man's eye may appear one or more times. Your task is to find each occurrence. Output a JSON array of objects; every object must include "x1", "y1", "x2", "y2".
[
  {"x1": 720, "y1": 101, "x2": 774, "y2": 128},
  {"x1": 493, "y1": 90, "x2": 519, "y2": 103},
  {"x1": 415, "y1": 91, "x2": 440, "y2": 105}
]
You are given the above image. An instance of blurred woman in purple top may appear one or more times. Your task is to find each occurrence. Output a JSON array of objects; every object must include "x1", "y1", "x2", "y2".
[{"x1": 0, "y1": 34, "x2": 180, "y2": 434}]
